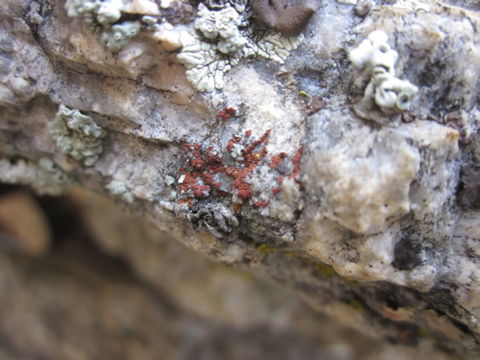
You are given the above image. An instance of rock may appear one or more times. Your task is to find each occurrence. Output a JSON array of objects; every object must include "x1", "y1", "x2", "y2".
[
  {"x1": 252, "y1": 0, "x2": 321, "y2": 36},
  {"x1": 1, "y1": 0, "x2": 480, "y2": 356}
]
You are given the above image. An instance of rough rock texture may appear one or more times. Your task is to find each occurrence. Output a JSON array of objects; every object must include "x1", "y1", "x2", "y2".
[{"x1": 1, "y1": 0, "x2": 480, "y2": 356}]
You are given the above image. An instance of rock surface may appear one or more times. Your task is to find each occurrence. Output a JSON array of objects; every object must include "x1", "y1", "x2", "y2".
[{"x1": 1, "y1": 0, "x2": 480, "y2": 356}]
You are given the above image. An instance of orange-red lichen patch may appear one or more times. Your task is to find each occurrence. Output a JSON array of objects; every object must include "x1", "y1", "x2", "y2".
[
  {"x1": 254, "y1": 200, "x2": 270, "y2": 208},
  {"x1": 177, "y1": 130, "x2": 271, "y2": 209},
  {"x1": 269, "y1": 152, "x2": 288, "y2": 169},
  {"x1": 290, "y1": 145, "x2": 303, "y2": 180},
  {"x1": 216, "y1": 107, "x2": 236, "y2": 121},
  {"x1": 176, "y1": 129, "x2": 303, "y2": 211}
]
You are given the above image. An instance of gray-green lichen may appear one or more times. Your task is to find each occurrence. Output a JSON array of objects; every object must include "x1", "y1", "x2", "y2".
[
  {"x1": 48, "y1": 105, "x2": 107, "y2": 167},
  {"x1": 0, "y1": 157, "x2": 76, "y2": 195},
  {"x1": 65, "y1": 0, "x2": 141, "y2": 51},
  {"x1": 177, "y1": 2, "x2": 304, "y2": 92},
  {"x1": 349, "y1": 30, "x2": 419, "y2": 125},
  {"x1": 106, "y1": 180, "x2": 135, "y2": 203},
  {"x1": 101, "y1": 21, "x2": 141, "y2": 51},
  {"x1": 65, "y1": 0, "x2": 122, "y2": 25}
]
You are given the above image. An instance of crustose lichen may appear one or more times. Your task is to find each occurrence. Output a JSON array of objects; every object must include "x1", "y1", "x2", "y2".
[{"x1": 177, "y1": 2, "x2": 304, "y2": 92}]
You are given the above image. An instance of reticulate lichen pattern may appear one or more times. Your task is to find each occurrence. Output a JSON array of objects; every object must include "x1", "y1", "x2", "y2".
[{"x1": 177, "y1": 2, "x2": 304, "y2": 92}]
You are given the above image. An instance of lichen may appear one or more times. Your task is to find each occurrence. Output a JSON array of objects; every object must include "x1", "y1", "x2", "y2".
[
  {"x1": 27, "y1": 1, "x2": 46, "y2": 25},
  {"x1": 194, "y1": 4, "x2": 247, "y2": 54},
  {"x1": 65, "y1": 0, "x2": 141, "y2": 51},
  {"x1": 48, "y1": 105, "x2": 107, "y2": 166},
  {"x1": 349, "y1": 30, "x2": 419, "y2": 124},
  {"x1": 177, "y1": 2, "x2": 304, "y2": 92},
  {"x1": 106, "y1": 180, "x2": 135, "y2": 203},
  {"x1": 65, "y1": 0, "x2": 122, "y2": 24},
  {"x1": 0, "y1": 157, "x2": 76, "y2": 195},
  {"x1": 101, "y1": 21, "x2": 141, "y2": 51},
  {"x1": 187, "y1": 203, "x2": 239, "y2": 238}
]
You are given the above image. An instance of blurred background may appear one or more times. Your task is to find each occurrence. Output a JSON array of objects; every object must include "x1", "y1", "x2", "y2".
[{"x1": 0, "y1": 184, "x2": 464, "y2": 360}]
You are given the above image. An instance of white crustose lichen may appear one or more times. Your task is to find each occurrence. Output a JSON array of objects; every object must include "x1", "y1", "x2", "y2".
[{"x1": 177, "y1": 2, "x2": 304, "y2": 92}]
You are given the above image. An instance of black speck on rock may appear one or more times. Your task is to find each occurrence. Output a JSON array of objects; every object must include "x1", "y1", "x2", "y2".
[
  {"x1": 252, "y1": 0, "x2": 321, "y2": 36},
  {"x1": 392, "y1": 237, "x2": 423, "y2": 271}
]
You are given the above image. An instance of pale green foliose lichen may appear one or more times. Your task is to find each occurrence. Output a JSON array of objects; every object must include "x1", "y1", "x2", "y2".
[
  {"x1": 177, "y1": 2, "x2": 304, "y2": 92},
  {"x1": 96, "y1": 0, "x2": 123, "y2": 25},
  {"x1": 101, "y1": 21, "x2": 141, "y2": 51},
  {"x1": 49, "y1": 105, "x2": 107, "y2": 166},
  {"x1": 349, "y1": 30, "x2": 419, "y2": 124},
  {"x1": 106, "y1": 180, "x2": 135, "y2": 203},
  {"x1": 27, "y1": 2, "x2": 45, "y2": 25},
  {"x1": 65, "y1": 0, "x2": 122, "y2": 24},
  {"x1": 0, "y1": 157, "x2": 76, "y2": 195},
  {"x1": 65, "y1": 0, "x2": 141, "y2": 51}
]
